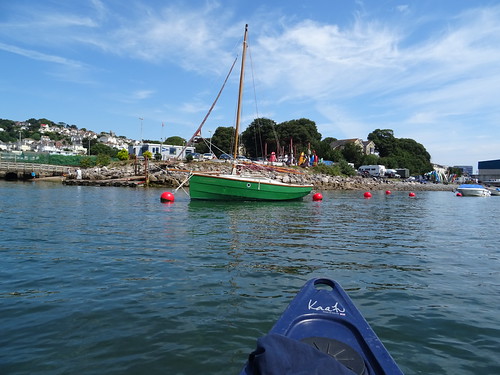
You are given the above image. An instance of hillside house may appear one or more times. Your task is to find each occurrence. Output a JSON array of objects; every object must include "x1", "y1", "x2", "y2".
[{"x1": 330, "y1": 138, "x2": 376, "y2": 155}]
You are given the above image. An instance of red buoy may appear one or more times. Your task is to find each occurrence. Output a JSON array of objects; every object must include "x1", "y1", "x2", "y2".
[
  {"x1": 160, "y1": 192, "x2": 175, "y2": 203},
  {"x1": 364, "y1": 192, "x2": 372, "y2": 199},
  {"x1": 312, "y1": 193, "x2": 323, "y2": 201},
  {"x1": 385, "y1": 190, "x2": 391, "y2": 195},
  {"x1": 456, "y1": 192, "x2": 462, "y2": 197},
  {"x1": 409, "y1": 192, "x2": 416, "y2": 197}
]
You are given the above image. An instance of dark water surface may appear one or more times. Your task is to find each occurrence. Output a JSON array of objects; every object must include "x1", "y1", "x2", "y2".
[{"x1": 1, "y1": 181, "x2": 499, "y2": 374}]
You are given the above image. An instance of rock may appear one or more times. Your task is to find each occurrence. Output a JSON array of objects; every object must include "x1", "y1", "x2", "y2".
[{"x1": 67, "y1": 161, "x2": 457, "y2": 191}]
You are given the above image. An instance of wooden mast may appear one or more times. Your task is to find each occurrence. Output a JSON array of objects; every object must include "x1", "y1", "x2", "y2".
[{"x1": 232, "y1": 24, "x2": 248, "y2": 159}]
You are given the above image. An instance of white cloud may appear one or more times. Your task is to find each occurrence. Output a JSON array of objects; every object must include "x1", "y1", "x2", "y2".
[
  {"x1": 132, "y1": 90, "x2": 155, "y2": 100},
  {"x1": 0, "y1": 42, "x2": 84, "y2": 68}
]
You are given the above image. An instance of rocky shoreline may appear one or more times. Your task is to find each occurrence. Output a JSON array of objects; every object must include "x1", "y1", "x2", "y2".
[{"x1": 63, "y1": 161, "x2": 457, "y2": 191}]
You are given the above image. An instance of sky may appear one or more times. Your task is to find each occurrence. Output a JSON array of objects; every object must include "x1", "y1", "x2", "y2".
[{"x1": 1, "y1": 0, "x2": 499, "y2": 170}]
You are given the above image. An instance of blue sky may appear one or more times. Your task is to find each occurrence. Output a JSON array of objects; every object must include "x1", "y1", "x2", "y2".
[{"x1": 1, "y1": 0, "x2": 499, "y2": 170}]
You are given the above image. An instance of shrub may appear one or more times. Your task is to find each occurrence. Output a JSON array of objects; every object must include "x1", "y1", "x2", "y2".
[
  {"x1": 80, "y1": 156, "x2": 95, "y2": 168},
  {"x1": 96, "y1": 153, "x2": 111, "y2": 166},
  {"x1": 117, "y1": 149, "x2": 129, "y2": 161}
]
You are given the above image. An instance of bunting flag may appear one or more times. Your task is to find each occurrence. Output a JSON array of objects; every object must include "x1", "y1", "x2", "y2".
[
  {"x1": 162, "y1": 122, "x2": 164, "y2": 127},
  {"x1": 194, "y1": 129, "x2": 202, "y2": 137}
]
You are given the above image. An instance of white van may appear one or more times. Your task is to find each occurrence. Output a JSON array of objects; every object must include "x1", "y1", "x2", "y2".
[{"x1": 358, "y1": 165, "x2": 386, "y2": 177}]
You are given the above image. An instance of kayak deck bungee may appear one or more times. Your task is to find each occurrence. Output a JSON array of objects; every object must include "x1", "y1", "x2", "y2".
[{"x1": 240, "y1": 278, "x2": 403, "y2": 374}]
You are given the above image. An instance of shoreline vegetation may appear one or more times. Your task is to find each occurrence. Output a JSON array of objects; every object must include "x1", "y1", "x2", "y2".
[{"x1": 60, "y1": 161, "x2": 457, "y2": 191}]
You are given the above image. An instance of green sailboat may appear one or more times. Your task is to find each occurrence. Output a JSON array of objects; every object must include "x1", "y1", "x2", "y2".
[{"x1": 189, "y1": 25, "x2": 313, "y2": 201}]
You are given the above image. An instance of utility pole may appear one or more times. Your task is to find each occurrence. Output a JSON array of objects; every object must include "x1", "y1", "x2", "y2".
[{"x1": 139, "y1": 117, "x2": 144, "y2": 144}]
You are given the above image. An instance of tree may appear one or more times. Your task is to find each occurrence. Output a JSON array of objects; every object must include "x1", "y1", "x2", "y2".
[
  {"x1": 316, "y1": 138, "x2": 338, "y2": 161},
  {"x1": 210, "y1": 126, "x2": 236, "y2": 156},
  {"x1": 90, "y1": 142, "x2": 117, "y2": 157},
  {"x1": 165, "y1": 136, "x2": 185, "y2": 146},
  {"x1": 448, "y1": 166, "x2": 463, "y2": 177},
  {"x1": 117, "y1": 149, "x2": 129, "y2": 161},
  {"x1": 361, "y1": 154, "x2": 379, "y2": 166},
  {"x1": 277, "y1": 118, "x2": 322, "y2": 154},
  {"x1": 241, "y1": 118, "x2": 278, "y2": 158},
  {"x1": 367, "y1": 129, "x2": 433, "y2": 174},
  {"x1": 240, "y1": 117, "x2": 322, "y2": 158},
  {"x1": 143, "y1": 151, "x2": 153, "y2": 159},
  {"x1": 341, "y1": 142, "x2": 364, "y2": 167},
  {"x1": 367, "y1": 129, "x2": 395, "y2": 157}
]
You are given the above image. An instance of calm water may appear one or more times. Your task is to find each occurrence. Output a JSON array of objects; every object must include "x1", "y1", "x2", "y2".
[{"x1": 1, "y1": 181, "x2": 499, "y2": 374}]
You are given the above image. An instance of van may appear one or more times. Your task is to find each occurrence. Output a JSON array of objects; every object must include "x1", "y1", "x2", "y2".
[{"x1": 358, "y1": 165, "x2": 386, "y2": 177}]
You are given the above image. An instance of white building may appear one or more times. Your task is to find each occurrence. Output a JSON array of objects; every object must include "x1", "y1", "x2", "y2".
[{"x1": 128, "y1": 143, "x2": 195, "y2": 160}]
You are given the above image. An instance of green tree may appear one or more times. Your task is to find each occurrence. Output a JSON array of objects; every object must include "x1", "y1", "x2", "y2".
[
  {"x1": 277, "y1": 118, "x2": 322, "y2": 154},
  {"x1": 341, "y1": 142, "x2": 364, "y2": 167},
  {"x1": 143, "y1": 150, "x2": 153, "y2": 159},
  {"x1": 89, "y1": 142, "x2": 118, "y2": 157},
  {"x1": 360, "y1": 154, "x2": 380, "y2": 166},
  {"x1": 117, "y1": 149, "x2": 129, "y2": 161},
  {"x1": 367, "y1": 129, "x2": 433, "y2": 174},
  {"x1": 211, "y1": 126, "x2": 236, "y2": 156},
  {"x1": 314, "y1": 137, "x2": 338, "y2": 161},
  {"x1": 165, "y1": 136, "x2": 185, "y2": 146},
  {"x1": 367, "y1": 129, "x2": 396, "y2": 157},
  {"x1": 195, "y1": 142, "x2": 209, "y2": 154},
  {"x1": 338, "y1": 160, "x2": 357, "y2": 176},
  {"x1": 241, "y1": 118, "x2": 278, "y2": 158},
  {"x1": 448, "y1": 166, "x2": 463, "y2": 177}
]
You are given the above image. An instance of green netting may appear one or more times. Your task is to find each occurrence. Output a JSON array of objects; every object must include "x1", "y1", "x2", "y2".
[{"x1": 1, "y1": 152, "x2": 102, "y2": 166}]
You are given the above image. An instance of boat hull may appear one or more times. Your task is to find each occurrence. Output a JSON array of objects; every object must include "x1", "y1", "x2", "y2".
[
  {"x1": 457, "y1": 186, "x2": 491, "y2": 197},
  {"x1": 189, "y1": 173, "x2": 312, "y2": 201},
  {"x1": 489, "y1": 188, "x2": 500, "y2": 196}
]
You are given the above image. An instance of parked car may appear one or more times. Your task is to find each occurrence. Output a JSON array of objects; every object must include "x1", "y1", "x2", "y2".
[
  {"x1": 203, "y1": 153, "x2": 216, "y2": 160},
  {"x1": 219, "y1": 153, "x2": 233, "y2": 160},
  {"x1": 236, "y1": 155, "x2": 251, "y2": 162},
  {"x1": 187, "y1": 152, "x2": 201, "y2": 160}
]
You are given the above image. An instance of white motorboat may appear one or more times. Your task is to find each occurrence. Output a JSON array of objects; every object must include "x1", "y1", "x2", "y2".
[
  {"x1": 456, "y1": 184, "x2": 491, "y2": 197},
  {"x1": 488, "y1": 187, "x2": 500, "y2": 196}
]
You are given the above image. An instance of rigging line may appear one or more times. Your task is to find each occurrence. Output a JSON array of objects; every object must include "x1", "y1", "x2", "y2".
[
  {"x1": 247, "y1": 43, "x2": 262, "y2": 158},
  {"x1": 177, "y1": 56, "x2": 239, "y2": 158},
  {"x1": 248, "y1": 43, "x2": 280, "y2": 158},
  {"x1": 248, "y1": 43, "x2": 260, "y2": 122}
]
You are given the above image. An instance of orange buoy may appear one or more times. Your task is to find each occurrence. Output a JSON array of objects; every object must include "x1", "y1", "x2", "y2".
[
  {"x1": 160, "y1": 192, "x2": 175, "y2": 203},
  {"x1": 456, "y1": 192, "x2": 462, "y2": 197},
  {"x1": 312, "y1": 193, "x2": 323, "y2": 201},
  {"x1": 409, "y1": 192, "x2": 416, "y2": 197},
  {"x1": 385, "y1": 190, "x2": 391, "y2": 195},
  {"x1": 364, "y1": 192, "x2": 372, "y2": 199}
]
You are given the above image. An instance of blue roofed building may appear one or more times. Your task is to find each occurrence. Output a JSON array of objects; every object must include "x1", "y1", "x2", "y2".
[{"x1": 478, "y1": 159, "x2": 500, "y2": 183}]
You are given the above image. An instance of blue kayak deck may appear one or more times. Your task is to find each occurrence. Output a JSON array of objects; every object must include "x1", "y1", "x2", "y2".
[{"x1": 240, "y1": 278, "x2": 403, "y2": 374}]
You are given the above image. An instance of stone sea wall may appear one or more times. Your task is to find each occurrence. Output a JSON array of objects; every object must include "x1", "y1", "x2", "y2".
[{"x1": 63, "y1": 161, "x2": 457, "y2": 191}]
